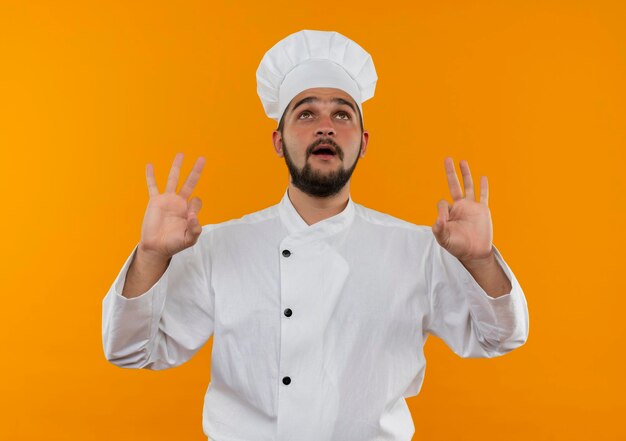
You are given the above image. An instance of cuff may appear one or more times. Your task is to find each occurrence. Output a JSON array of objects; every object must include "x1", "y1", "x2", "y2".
[
  {"x1": 102, "y1": 243, "x2": 171, "y2": 363},
  {"x1": 458, "y1": 245, "x2": 528, "y2": 344}
]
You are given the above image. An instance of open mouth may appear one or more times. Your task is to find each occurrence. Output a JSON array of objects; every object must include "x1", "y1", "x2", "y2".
[
  {"x1": 312, "y1": 148, "x2": 336, "y2": 156},
  {"x1": 311, "y1": 144, "x2": 337, "y2": 157}
]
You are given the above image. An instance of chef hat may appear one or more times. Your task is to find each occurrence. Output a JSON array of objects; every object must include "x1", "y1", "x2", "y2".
[{"x1": 256, "y1": 29, "x2": 378, "y2": 122}]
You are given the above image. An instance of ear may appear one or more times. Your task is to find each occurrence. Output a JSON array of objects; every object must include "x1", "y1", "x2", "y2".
[
  {"x1": 359, "y1": 130, "x2": 369, "y2": 157},
  {"x1": 272, "y1": 130, "x2": 284, "y2": 157}
]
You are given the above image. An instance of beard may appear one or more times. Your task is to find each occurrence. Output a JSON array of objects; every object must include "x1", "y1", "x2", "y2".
[{"x1": 282, "y1": 136, "x2": 362, "y2": 198}]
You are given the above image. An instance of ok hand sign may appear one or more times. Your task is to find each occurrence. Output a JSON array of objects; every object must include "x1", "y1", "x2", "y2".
[
  {"x1": 432, "y1": 157, "x2": 494, "y2": 264},
  {"x1": 139, "y1": 152, "x2": 206, "y2": 261}
]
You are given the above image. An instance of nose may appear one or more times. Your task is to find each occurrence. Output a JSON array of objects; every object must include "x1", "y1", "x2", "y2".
[{"x1": 315, "y1": 114, "x2": 336, "y2": 137}]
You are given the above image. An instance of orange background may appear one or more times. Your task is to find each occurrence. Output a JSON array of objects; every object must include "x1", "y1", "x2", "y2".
[{"x1": 1, "y1": 1, "x2": 624, "y2": 440}]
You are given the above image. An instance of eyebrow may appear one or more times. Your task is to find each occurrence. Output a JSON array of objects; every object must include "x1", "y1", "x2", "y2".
[{"x1": 290, "y1": 96, "x2": 357, "y2": 115}]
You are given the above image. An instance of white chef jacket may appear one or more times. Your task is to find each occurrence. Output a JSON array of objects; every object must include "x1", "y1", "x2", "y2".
[{"x1": 102, "y1": 189, "x2": 529, "y2": 441}]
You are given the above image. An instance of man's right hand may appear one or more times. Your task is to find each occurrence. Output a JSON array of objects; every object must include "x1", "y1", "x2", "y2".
[{"x1": 138, "y1": 152, "x2": 206, "y2": 263}]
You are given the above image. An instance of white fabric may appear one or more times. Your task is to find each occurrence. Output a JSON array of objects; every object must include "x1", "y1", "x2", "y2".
[
  {"x1": 256, "y1": 29, "x2": 378, "y2": 121},
  {"x1": 102, "y1": 189, "x2": 529, "y2": 441},
  {"x1": 280, "y1": 59, "x2": 361, "y2": 117}
]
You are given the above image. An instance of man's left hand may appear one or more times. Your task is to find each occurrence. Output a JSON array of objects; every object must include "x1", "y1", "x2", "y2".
[{"x1": 432, "y1": 157, "x2": 494, "y2": 264}]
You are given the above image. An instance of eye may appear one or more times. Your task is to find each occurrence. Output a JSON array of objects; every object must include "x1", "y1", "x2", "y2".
[
  {"x1": 298, "y1": 110, "x2": 313, "y2": 119},
  {"x1": 335, "y1": 111, "x2": 351, "y2": 120}
]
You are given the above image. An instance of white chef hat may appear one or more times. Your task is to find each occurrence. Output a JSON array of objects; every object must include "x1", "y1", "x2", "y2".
[{"x1": 256, "y1": 29, "x2": 378, "y2": 123}]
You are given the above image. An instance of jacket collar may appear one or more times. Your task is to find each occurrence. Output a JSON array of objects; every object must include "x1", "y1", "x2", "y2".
[{"x1": 278, "y1": 188, "x2": 356, "y2": 242}]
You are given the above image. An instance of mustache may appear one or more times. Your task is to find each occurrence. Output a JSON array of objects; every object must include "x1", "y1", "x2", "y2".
[{"x1": 307, "y1": 138, "x2": 344, "y2": 159}]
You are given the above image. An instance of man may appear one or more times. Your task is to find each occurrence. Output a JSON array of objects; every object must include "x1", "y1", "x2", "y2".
[{"x1": 102, "y1": 30, "x2": 529, "y2": 441}]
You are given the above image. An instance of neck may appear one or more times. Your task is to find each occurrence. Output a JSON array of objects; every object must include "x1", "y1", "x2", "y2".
[{"x1": 286, "y1": 183, "x2": 350, "y2": 226}]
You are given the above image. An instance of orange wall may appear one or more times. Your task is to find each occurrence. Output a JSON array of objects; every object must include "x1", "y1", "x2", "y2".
[{"x1": 1, "y1": 1, "x2": 624, "y2": 440}]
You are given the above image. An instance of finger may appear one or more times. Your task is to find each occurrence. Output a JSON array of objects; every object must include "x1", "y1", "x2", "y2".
[
  {"x1": 188, "y1": 196, "x2": 203, "y2": 216},
  {"x1": 432, "y1": 199, "x2": 451, "y2": 244},
  {"x1": 436, "y1": 199, "x2": 450, "y2": 224},
  {"x1": 186, "y1": 199, "x2": 203, "y2": 240},
  {"x1": 459, "y1": 160, "x2": 475, "y2": 201},
  {"x1": 479, "y1": 175, "x2": 489, "y2": 205},
  {"x1": 444, "y1": 157, "x2": 464, "y2": 201},
  {"x1": 165, "y1": 152, "x2": 184, "y2": 193},
  {"x1": 185, "y1": 212, "x2": 202, "y2": 247},
  {"x1": 179, "y1": 156, "x2": 207, "y2": 200},
  {"x1": 146, "y1": 163, "x2": 160, "y2": 198}
]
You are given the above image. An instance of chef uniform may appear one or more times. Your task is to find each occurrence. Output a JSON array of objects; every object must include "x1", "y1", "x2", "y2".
[{"x1": 102, "y1": 30, "x2": 529, "y2": 441}]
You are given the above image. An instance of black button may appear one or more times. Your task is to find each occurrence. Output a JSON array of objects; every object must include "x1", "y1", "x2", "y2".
[
  {"x1": 282, "y1": 376, "x2": 291, "y2": 385},
  {"x1": 284, "y1": 308, "x2": 292, "y2": 317},
  {"x1": 282, "y1": 249, "x2": 291, "y2": 257}
]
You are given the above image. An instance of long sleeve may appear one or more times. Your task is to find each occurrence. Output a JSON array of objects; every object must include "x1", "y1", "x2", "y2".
[
  {"x1": 101, "y1": 228, "x2": 215, "y2": 370},
  {"x1": 424, "y1": 238, "x2": 529, "y2": 358}
]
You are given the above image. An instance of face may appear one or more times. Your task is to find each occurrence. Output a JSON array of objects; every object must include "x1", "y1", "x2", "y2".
[{"x1": 272, "y1": 87, "x2": 369, "y2": 198}]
